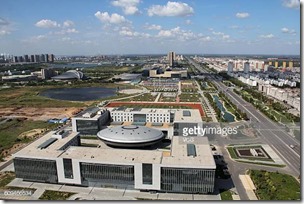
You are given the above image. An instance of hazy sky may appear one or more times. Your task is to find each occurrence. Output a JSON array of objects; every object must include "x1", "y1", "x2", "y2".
[{"x1": 0, "y1": 0, "x2": 300, "y2": 55}]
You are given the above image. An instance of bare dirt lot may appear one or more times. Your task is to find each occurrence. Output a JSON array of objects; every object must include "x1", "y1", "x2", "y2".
[{"x1": 0, "y1": 107, "x2": 84, "y2": 121}]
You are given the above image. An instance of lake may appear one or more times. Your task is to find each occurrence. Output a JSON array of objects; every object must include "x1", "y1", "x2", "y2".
[{"x1": 40, "y1": 87, "x2": 117, "y2": 101}]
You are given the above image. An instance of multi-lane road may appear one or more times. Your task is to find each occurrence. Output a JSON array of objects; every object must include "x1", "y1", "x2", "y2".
[{"x1": 187, "y1": 57, "x2": 301, "y2": 176}]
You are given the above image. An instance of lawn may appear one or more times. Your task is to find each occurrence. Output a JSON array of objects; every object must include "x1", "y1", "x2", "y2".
[
  {"x1": 179, "y1": 93, "x2": 201, "y2": 102},
  {"x1": 220, "y1": 189, "x2": 233, "y2": 200},
  {"x1": 0, "y1": 119, "x2": 59, "y2": 158},
  {"x1": 226, "y1": 147, "x2": 238, "y2": 159},
  {"x1": 269, "y1": 110, "x2": 290, "y2": 123},
  {"x1": 0, "y1": 172, "x2": 16, "y2": 188},
  {"x1": 39, "y1": 190, "x2": 75, "y2": 200},
  {"x1": 249, "y1": 170, "x2": 300, "y2": 200},
  {"x1": 121, "y1": 93, "x2": 156, "y2": 102}
]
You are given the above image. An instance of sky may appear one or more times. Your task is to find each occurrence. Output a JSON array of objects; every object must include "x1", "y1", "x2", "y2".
[{"x1": 0, "y1": 0, "x2": 301, "y2": 55}]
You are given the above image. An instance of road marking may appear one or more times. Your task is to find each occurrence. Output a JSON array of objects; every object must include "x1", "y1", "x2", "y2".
[{"x1": 271, "y1": 145, "x2": 300, "y2": 175}]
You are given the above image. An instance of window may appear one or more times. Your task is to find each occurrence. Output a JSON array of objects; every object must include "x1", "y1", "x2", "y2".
[
  {"x1": 142, "y1": 163, "x2": 153, "y2": 185},
  {"x1": 63, "y1": 158, "x2": 73, "y2": 179}
]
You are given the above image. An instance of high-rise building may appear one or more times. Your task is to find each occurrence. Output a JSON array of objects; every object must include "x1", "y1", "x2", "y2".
[
  {"x1": 34, "y1": 55, "x2": 40, "y2": 63},
  {"x1": 30, "y1": 55, "x2": 35, "y2": 62},
  {"x1": 40, "y1": 54, "x2": 46, "y2": 62},
  {"x1": 168, "y1": 51, "x2": 175, "y2": 67},
  {"x1": 41, "y1": 68, "x2": 57, "y2": 80},
  {"x1": 274, "y1": 61, "x2": 279, "y2": 68},
  {"x1": 244, "y1": 61, "x2": 250, "y2": 74},
  {"x1": 282, "y1": 61, "x2": 286, "y2": 68},
  {"x1": 227, "y1": 61, "x2": 234, "y2": 73},
  {"x1": 289, "y1": 61, "x2": 293, "y2": 68},
  {"x1": 17, "y1": 56, "x2": 23, "y2": 62},
  {"x1": 24, "y1": 55, "x2": 29, "y2": 62},
  {"x1": 48, "y1": 54, "x2": 55, "y2": 63},
  {"x1": 45, "y1": 54, "x2": 49, "y2": 62}
]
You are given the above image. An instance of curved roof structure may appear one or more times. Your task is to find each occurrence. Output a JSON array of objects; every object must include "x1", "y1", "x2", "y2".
[
  {"x1": 52, "y1": 70, "x2": 85, "y2": 80},
  {"x1": 97, "y1": 125, "x2": 164, "y2": 147}
]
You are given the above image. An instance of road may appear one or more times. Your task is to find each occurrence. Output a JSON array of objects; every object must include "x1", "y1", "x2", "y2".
[{"x1": 187, "y1": 57, "x2": 300, "y2": 177}]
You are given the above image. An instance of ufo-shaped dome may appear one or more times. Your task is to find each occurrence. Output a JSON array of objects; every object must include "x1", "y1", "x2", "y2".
[{"x1": 97, "y1": 125, "x2": 164, "y2": 147}]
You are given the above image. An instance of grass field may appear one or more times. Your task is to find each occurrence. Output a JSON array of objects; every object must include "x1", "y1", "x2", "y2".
[
  {"x1": 0, "y1": 119, "x2": 59, "y2": 158},
  {"x1": 220, "y1": 189, "x2": 233, "y2": 200},
  {"x1": 0, "y1": 172, "x2": 15, "y2": 188},
  {"x1": 120, "y1": 93, "x2": 156, "y2": 102},
  {"x1": 179, "y1": 93, "x2": 201, "y2": 102},
  {"x1": 39, "y1": 190, "x2": 75, "y2": 200},
  {"x1": 269, "y1": 110, "x2": 290, "y2": 123},
  {"x1": 249, "y1": 170, "x2": 300, "y2": 200}
]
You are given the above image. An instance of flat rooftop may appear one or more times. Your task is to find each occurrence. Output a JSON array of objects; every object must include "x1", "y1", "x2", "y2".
[
  {"x1": 13, "y1": 130, "x2": 79, "y2": 159},
  {"x1": 161, "y1": 137, "x2": 216, "y2": 168},
  {"x1": 110, "y1": 107, "x2": 172, "y2": 114},
  {"x1": 14, "y1": 128, "x2": 215, "y2": 169},
  {"x1": 74, "y1": 107, "x2": 108, "y2": 119},
  {"x1": 60, "y1": 146, "x2": 163, "y2": 164},
  {"x1": 173, "y1": 109, "x2": 202, "y2": 123}
]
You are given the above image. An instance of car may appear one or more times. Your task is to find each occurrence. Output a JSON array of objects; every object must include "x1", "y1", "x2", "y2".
[{"x1": 290, "y1": 145, "x2": 295, "y2": 149}]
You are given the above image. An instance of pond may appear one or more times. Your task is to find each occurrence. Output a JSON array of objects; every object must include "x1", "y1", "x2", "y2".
[
  {"x1": 40, "y1": 87, "x2": 117, "y2": 101},
  {"x1": 212, "y1": 95, "x2": 235, "y2": 122}
]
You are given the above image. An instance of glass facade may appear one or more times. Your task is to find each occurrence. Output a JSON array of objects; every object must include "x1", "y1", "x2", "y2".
[
  {"x1": 80, "y1": 163, "x2": 134, "y2": 186},
  {"x1": 76, "y1": 120, "x2": 99, "y2": 135},
  {"x1": 14, "y1": 157, "x2": 58, "y2": 183},
  {"x1": 59, "y1": 136, "x2": 80, "y2": 150},
  {"x1": 63, "y1": 158, "x2": 73, "y2": 179},
  {"x1": 142, "y1": 163, "x2": 153, "y2": 185},
  {"x1": 133, "y1": 114, "x2": 147, "y2": 123},
  {"x1": 161, "y1": 167, "x2": 215, "y2": 193}
]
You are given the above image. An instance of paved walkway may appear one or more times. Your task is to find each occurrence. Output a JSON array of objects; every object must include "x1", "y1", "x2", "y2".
[
  {"x1": 6, "y1": 178, "x2": 221, "y2": 201},
  {"x1": 154, "y1": 93, "x2": 161, "y2": 102},
  {"x1": 239, "y1": 175, "x2": 258, "y2": 200}
]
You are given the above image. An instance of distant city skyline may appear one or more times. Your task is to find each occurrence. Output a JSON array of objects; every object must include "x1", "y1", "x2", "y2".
[{"x1": 0, "y1": 0, "x2": 300, "y2": 55}]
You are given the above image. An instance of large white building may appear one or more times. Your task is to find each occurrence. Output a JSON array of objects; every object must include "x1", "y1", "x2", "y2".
[{"x1": 13, "y1": 107, "x2": 216, "y2": 195}]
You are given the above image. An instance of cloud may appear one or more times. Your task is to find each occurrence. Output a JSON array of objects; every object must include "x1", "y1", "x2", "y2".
[
  {"x1": 185, "y1": 19, "x2": 192, "y2": 25},
  {"x1": 260, "y1": 34, "x2": 274, "y2": 39},
  {"x1": 156, "y1": 26, "x2": 200, "y2": 41},
  {"x1": 0, "y1": 17, "x2": 11, "y2": 36},
  {"x1": 119, "y1": 26, "x2": 150, "y2": 38},
  {"x1": 222, "y1": 35, "x2": 230, "y2": 40},
  {"x1": 145, "y1": 24, "x2": 162, "y2": 30},
  {"x1": 35, "y1": 19, "x2": 59, "y2": 28},
  {"x1": 95, "y1": 11, "x2": 129, "y2": 24},
  {"x1": 0, "y1": 17, "x2": 9, "y2": 26},
  {"x1": 236, "y1": 12, "x2": 250, "y2": 18},
  {"x1": 212, "y1": 31, "x2": 230, "y2": 40},
  {"x1": 55, "y1": 28, "x2": 79, "y2": 35},
  {"x1": 22, "y1": 35, "x2": 48, "y2": 43},
  {"x1": 282, "y1": 0, "x2": 300, "y2": 9},
  {"x1": 212, "y1": 31, "x2": 224, "y2": 36},
  {"x1": 0, "y1": 30, "x2": 10, "y2": 35},
  {"x1": 230, "y1": 25, "x2": 239, "y2": 29},
  {"x1": 281, "y1": 27, "x2": 296, "y2": 34},
  {"x1": 63, "y1": 20, "x2": 74, "y2": 28},
  {"x1": 147, "y1": 1, "x2": 194, "y2": 17},
  {"x1": 112, "y1": 0, "x2": 140, "y2": 15}
]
